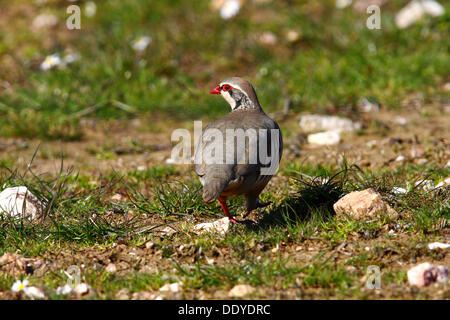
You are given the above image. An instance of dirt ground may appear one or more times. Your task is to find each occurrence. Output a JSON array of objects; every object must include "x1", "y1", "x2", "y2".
[
  {"x1": 0, "y1": 104, "x2": 448, "y2": 300},
  {"x1": 1, "y1": 106, "x2": 449, "y2": 175}
]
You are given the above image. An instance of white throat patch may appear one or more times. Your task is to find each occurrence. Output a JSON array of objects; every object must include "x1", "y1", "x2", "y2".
[{"x1": 221, "y1": 90, "x2": 236, "y2": 109}]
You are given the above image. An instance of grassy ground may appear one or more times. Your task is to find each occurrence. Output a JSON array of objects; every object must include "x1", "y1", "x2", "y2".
[{"x1": 0, "y1": 0, "x2": 449, "y2": 299}]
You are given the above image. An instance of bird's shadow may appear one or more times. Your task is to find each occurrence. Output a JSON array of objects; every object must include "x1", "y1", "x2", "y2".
[{"x1": 239, "y1": 175, "x2": 347, "y2": 230}]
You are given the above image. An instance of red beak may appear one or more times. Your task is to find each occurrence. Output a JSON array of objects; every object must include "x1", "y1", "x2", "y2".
[{"x1": 210, "y1": 85, "x2": 221, "y2": 94}]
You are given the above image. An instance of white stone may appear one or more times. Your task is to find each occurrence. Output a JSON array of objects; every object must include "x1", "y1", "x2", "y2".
[
  {"x1": 105, "y1": 263, "x2": 117, "y2": 273},
  {"x1": 396, "y1": 1, "x2": 426, "y2": 28},
  {"x1": 336, "y1": 0, "x2": 352, "y2": 9},
  {"x1": 416, "y1": 158, "x2": 428, "y2": 165},
  {"x1": 396, "y1": 0, "x2": 445, "y2": 29},
  {"x1": 415, "y1": 179, "x2": 434, "y2": 191},
  {"x1": 228, "y1": 284, "x2": 255, "y2": 298},
  {"x1": 444, "y1": 83, "x2": 450, "y2": 92},
  {"x1": 366, "y1": 140, "x2": 377, "y2": 148},
  {"x1": 193, "y1": 217, "x2": 230, "y2": 235},
  {"x1": 286, "y1": 30, "x2": 300, "y2": 42},
  {"x1": 307, "y1": 131, "x2": 341, "y2": 146},
  {"x1": 165, "y1": 155, "x2": 191, "y2": 164},
  {"x1": 56, "y1": 284, "x2": 74, "y2": 295},
  {"x1": 428, "y1": 242, "x2": 450, "y2": 250},
  {"x1": 0, "y1": 186, "x2": 43, "y2": 219},
  {"x1": 421, "y1": 0, "x2": 445, "y2": 16},
  {"x1": 333, "y1": 188, "x2": 398, "y2": 220},
  {"x1": 131, "y1": 291, "x2": 160, "y2": 300},
  {"x1": 84, "y1": 1, "x2": 97, "y2": 18},
  {"x1": 111, "y1": 194, "x2": 123, "y2": 201},
  {"x1": 165, "y1": 158, "x2": 176, "y2": 164},
  {"x1": 115, "y1": 288, "x2": 130, "y2": 300},
  {"x1": 393, "y1": 116, "x2": 408, "y2": 126},
  {"x1": 220, "y1": 0, "x2": 240, "y2": 20},
  {"x1": 24, "y1": 286, "x2": 46, "y2": 300},
  {"x1": 145, "y1": 241, "x2": 155, "y2": 249},
  {"x1": 410, "y1": 148, "x2": 425, "y2": 158},
  {"x1": 74, "y1": 283, "x2": 92, "y2": 295},
  {"x1": 407, "y1": 262, "x2": 448, "y2": 287},
  {"x1": 259, "y1": 32, "x2": 278, "y2": 46},
  {"x1": 63, "y1": 52, "x2": 80, "y2": 64},
  {"x1": 358, "y1": 98, "x2": 380, "y2": 113},
  {"x1": 299, "y1": 114, "x2": 361, "y2": 133},
  {"x1": 159, "y1": 226, "x2": 177, "y2": 237},
  {"x1": 392, "y1": 187, "x2": 408, "y2": 194},
  {"x1": 435, "y1": 176, "x2": 450, "y2": 189},
  {"x1": 159, "y1": 282, "x2": 182, "y2": 293},
  {"x1": 32, "y1": 13, "x2": 58, "y2": 29}
]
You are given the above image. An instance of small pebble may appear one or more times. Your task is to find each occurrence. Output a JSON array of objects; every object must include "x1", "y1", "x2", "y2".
[
  {"x1": 159, "y1": 282, "x2": 182, "y2": 293},
  {"x1": 428, "y1": 242, "x2": 450, "y2": 250},
  {"x1": 408, "y1": 263, "x2": 448, "y2": 287},
  {"x1": 105, "y1": 263, "x2": 117, "y2": 273},
  {"x1": 228, "y1": 284, "x2": 255, "y2": 298}
]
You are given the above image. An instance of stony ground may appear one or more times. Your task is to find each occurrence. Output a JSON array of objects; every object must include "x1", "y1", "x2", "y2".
[
  {"x1": 0, "y1": 102, "x2": 448, "y2": 300},
  {"x1": 0, "y1": 0, "x2": 449, "y2": 300}
]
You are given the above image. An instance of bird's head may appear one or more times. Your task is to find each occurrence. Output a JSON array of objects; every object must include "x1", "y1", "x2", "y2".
[{"x1": 210, "y1": 77, "x2": 261, "y2": 111}]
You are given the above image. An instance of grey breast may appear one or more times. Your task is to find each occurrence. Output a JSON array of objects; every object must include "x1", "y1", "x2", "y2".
[{"x1": 194, "y1": 109, "x2": 283, "y2": 197}]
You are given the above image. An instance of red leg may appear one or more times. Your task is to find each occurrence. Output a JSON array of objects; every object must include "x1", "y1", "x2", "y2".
[{"x1": 218, "y1": 198, "x2": 237, "y2": 223}]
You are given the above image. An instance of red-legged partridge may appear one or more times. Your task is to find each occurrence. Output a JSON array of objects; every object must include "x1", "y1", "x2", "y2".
[{"x1": 194, "y1": 77, "x2": 283, "y2": 223}]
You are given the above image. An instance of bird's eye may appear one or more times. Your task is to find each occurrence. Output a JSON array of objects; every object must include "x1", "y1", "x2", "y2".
[{"x1": 222, "y1": 84, "x2": 232, "y2": 91}]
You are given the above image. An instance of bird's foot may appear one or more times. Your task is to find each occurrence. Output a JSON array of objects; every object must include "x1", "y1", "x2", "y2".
[
  {"x1": 228, "y1": 217, "x2": 238, "y2": 224},
  {"x1": 242, "y1": 198, "x2": 272, "y2": 218},
  {"x1": 256, "y1": 198, "x2": 272, "y2": 209},
  {"x1": 218, "y1": 198, "x2": 238, "y2": 223}
]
